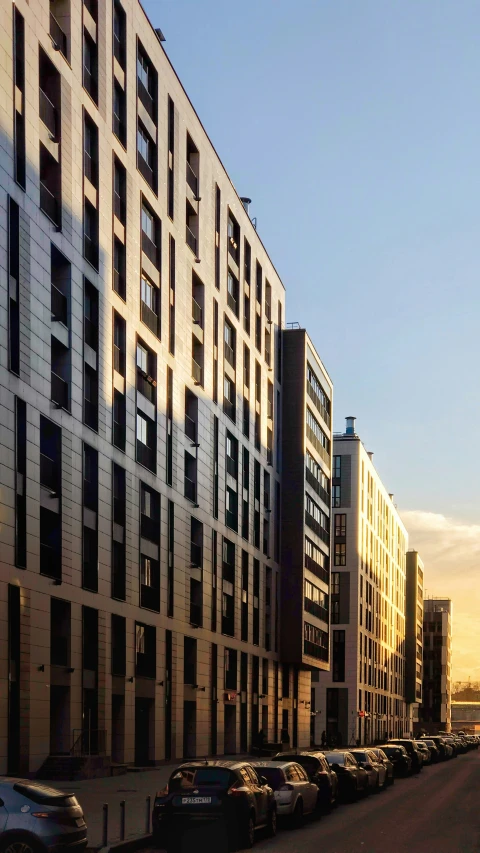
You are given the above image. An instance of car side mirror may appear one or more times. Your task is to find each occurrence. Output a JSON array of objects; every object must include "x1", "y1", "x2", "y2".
[{"x1": 260, "y1": 776, "x2": 268, "y2": 786}]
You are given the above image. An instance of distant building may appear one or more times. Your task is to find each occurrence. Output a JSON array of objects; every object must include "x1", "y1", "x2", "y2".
[
  {"x1": 419, "y1": 599, "x2": 452, "y2": 732},
  {"x1": 451, "y1": 702, "x2": 480, "y2": 734},
  {"x1": 405, "y1": 551, "x2": 424, "y2": 733},
  {"x1": 314, "y1": 418, "x2": 409, "y2": 746}
]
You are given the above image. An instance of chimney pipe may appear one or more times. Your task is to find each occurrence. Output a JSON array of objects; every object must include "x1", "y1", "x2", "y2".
[
  {"x1": 388, "y1": 493, "x2": 394, "y2": 500},
  {"x1": 240, "y1": 197, "x2": 251, "y2": 213},
  {"x1": 367, "y1": 452, "x2": 374, "y2": 460},
  {"x1": 345, "y1": 416, "x2": 356, "y2": 436}
]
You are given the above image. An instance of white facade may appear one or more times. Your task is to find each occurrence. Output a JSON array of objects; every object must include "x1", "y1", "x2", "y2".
[{"x1": 314, "y1": 418, "x2": 409, "y2": 746}]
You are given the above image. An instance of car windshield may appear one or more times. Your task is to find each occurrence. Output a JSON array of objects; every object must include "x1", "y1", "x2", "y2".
[
  {"x1": 169, "y1": 767, "x2": 234, "y2": 790},
  {"x1": 253, "y1": 768, "x2": 284, "y2": 790},
  {"x1": 324, "y1": 753, "x2": 345, "y2": 765},
  {"x1": 382, "y1": 747, "x2": 402, "y2": 757},
  {"x1": 352, "y1": 752, "x2": 367, "y2": 761}
]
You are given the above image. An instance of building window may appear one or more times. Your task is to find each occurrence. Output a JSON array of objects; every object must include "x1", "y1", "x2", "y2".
[
  {"x1": 332, "y1": 630, "x2": 345, "y2": 681},
  {"x1": 137, "y1": 122, "x2": 156, "y2": 189},
  {"x1": 332, "y1": 455, "x2": 341, "y2": 478},
  {"x1": 332, "y1": 484, "x2": 341, "y2": 507},
  {"x1": 334, "y1": 514, "x2": 346, "y2": 537},
  {"x1": 227, "y1": 270, "x2": 239, "y2": 317},
  {"x1": 224, "y1": 319, "x2": 235, "y2": 368},
  {"x1": 332, "y1": 572, "x2": 340, "y2": 595},
  {"x1": 113, "y1": 81, "x2": 126, "y2": 146},
  {"x1": 223, "y1": 375, "x2": 235, "y2": 422},
  {"x1": 334, "y1": 543, "x2": 346, "y2": 566},
  {"x1": 227, "y1": 211, "x2": 240, "y2": 264},
  {"x1": 83, "y1": 31, "x2": 98, "y2": 103}
]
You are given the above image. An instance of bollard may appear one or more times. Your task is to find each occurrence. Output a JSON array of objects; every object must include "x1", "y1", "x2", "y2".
[
  {"x1": 120, "y1": 800, "x2": 126, "y2": 841},
  {"x1": 102, "y1": 804, "x2": 108, "y2": 849},
  {"x1": 145, "y1": 796, "x2": 151, "y2": 834}
]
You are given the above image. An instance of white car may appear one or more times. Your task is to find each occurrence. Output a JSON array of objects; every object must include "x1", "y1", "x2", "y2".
[
  {"x1": 251, "y1": 760, "x2": 319, "y2": 826},
  {"x1": 350, "y1": 749, "x2": 387, "y2": 791}
]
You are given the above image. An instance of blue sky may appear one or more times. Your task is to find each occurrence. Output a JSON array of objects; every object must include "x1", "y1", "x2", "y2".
[{"x1": 143, "y1": 0, "x2": 480, "y2": 524}]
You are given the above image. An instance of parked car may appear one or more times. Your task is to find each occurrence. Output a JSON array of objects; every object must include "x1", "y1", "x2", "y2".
[
  {"x1": 388, "y1": 739, "x2": 423, "y2": 773},
  {"x1": 414, "y1": 741, "x2": 432, "y2": 765},
  {"x1": 441, "y1": 737, "x2": 459, "y2": 757},
  {"x1": 250, "y1": 761, "x2": 318, "y2": 827},
  {"x1": 152, "y1": 760, "x2": 276, "y2": 850},
  {"x1": 0, "y1": 778, "x2": 87, "y2": 853},
  {"x1": 272, "y1": 750, "x2": 338, "y2": 811},
  {"x1": 466, "y1": 736, "x2": 479, "y2": 750},
  {"x1": 378, "y1": 745, "x2": 412, "y2": 777},
  {"x1": 323, "y1": 751, "x2": 369, "y2": 802},
  {"x1": 369, "y1": 748, "x2": 395, "y2": 785},
  {"x1": 419, "y1": 739, "x2": 440, "y2": 762},
  {"x1": 423, "y1": 736, "x2": 451, "y2": 760},
  {"x1": 350, "y1": 750, "x2": 387, "y2": 792}
]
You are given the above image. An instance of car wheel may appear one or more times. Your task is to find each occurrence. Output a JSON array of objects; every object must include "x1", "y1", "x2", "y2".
[
  {"x1": 267, "y1": 807, "x2": 277, "y2": 838},
  {"x1": 0, "y1": 838, "x2": 41, "y2": 853},
  {"x1": 241, "y1": 813, "x2": 255, "y2": 849},
  {"x1": 292, "y1": 799, "x2": 304, "y2": 829}
]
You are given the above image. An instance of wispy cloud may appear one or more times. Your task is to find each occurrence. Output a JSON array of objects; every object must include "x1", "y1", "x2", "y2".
[{"x1": 400, "y1": 510, "x2": 480, "y2": 684}]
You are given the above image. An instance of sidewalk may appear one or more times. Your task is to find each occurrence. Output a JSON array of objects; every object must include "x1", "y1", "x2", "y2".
[{"x1": 38, "y1": 755, "x2": 251, "y2": 850}]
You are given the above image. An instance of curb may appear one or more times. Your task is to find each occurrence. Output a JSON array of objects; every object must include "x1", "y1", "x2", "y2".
[{"x1": 88, "y1": 834, "x2": 154, "y2": 853}]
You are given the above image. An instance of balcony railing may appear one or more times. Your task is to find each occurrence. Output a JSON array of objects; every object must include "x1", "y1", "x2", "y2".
[
  {"x1": 137, "y1": 78, "x2": 155, "y2": 119},
  {"x1": 140, "y1": 583, "x2": 160, "y2": 612},
  {"x1": 138, "y1": 152, "x2": 155, "y2": 189},
  {"x1": 39, "y1": 88, "x2": 58, "y2": 139},
  {"x1": 84, "y1": 234, "x2": 99, "y2": 268},
  {"x1": 84, "y1": 399, "x2": 98, "y2": 432},
  {"x1": 192, "y1": 297, "x2": 203, "y2": 326},
  {"x1": 136, "y1": 440, "x2": 155, "y2": 472},
  {"x1": 113, "y1": 112, "x2": 126, "y2": 145},
  {"x1": 141, "y1": 230, "x2": 158, "y2": 267},
  {"x1": 189, "y1": 602, "x2": 202, "y2": 627},
  {"x1": 223, "y1": 398, "x2": 236, "y2": 422},
  {"x1": 40, "y1": 453, "x2": 58, "y2": 492},
  {"x1": 113, "y1": 269, "x2": 126, "y2": 300},
  {"x1": 192, "y1": 358, "x2": 202, "y2": 385},
  {"x1": 84, "y1": 151, "x2": 97, "y2": 187},
  {"x1": 306, "y1": 425, "x2": 330, "y2": 465},
  {"x1": 265, "y1": 301, "x2": 272, "y2": 322},
  {"x1": 51, "y1": 284, "x2": 68, "y2": 326},
  {"x1": 137, "y1": 372, "x2": 156, "y2": 403},
  {"x1": 304, "y1": 597, "x2": 329, "y2": 623},
  {"x1": 185, "y1": 413, "x2": 197, "y2": 443},
  {"x1": 227, "y1": 509, "x2": 238, "y2": 532},
  {"x1": 305, "y1": 553, "x2": 329, "y2": 585},
  {"x1": 265, "y1": 347, "x2": 271, "y2": 367},
  {"x1": 113, "y1": 345, "x2": 125, "y2": 376},
  {"x1": 50, "y1": 12, "x2": 68, "y2": 57},
  {"x1": 71, "y1": 729, "x2": 106, "y2": 758},
  {"x1": 40, "y1": 181, "x2": 60, "y2": 227},
  {"x1": 83, "y1": 66, "x2": 98, "y2": 102},
  {"x1": 186, "y1": 160, "x2": 198, "y2": 196},
  {"x1": 141, "y1": 300, "x2": 160, "y2": 337},
  {"x1": 51, "y1": 371, "x2": 69, "y2": 409},
  {"x1": 114, "y1": 191, "x2": 125, "y2": 223},
  {"x1": 227, "y1": 291, "x2": 238, "y2": 316},
  {"x1": 40, "y1": 542, "x2": 61, "y2": 580},
  {"x1": 190, "y1": 541, "x2": 202, "y2": 568},
  {"x1": 113, "y1": 33, "x2": 125, "y2": 67},
  {"x1": 184, "y1": 476, "x2": 196, "y2": 503},
  {"x1": 113, "y1": 419, "x2": 125, "y2": 451},
  {"x1": 141, "y1": 513, "x2": 158, "y2": 543},
  {"x1": 84, "y1": 317, "x2": 98, "y2": 351},
  {"x1": 307, "y1": 381, "x2": 331, "y2": 428},
  {"x1": 304, "y1": 640, "x2": 328, "y2": 662},
  {"x1": 226, "y1": 456, "x2": 237, "y2": 478},
  {"x1": 305, "y1": 468, "x2": 329, "y2": 506},
  {"x1": 224, "y1": 342, "x2": 235, "y2": 368},
  {"x1": 186, "y1": 224, "x2": 198, "y2": 256}
]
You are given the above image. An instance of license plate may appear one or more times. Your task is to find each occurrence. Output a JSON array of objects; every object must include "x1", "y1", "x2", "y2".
[{"x1": 181, "y1": 797, "x2": 211, "y2": 804}]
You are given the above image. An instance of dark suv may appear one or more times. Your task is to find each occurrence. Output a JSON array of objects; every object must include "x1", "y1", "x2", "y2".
[
  {"x1": 388, "y1": 739, "x2": 423, "y2": 773},
  {"x1": 378, "y1": 744, "x2": 412, "y2": 777},
  {"x1": 152, "y1": 760, "x2": 276, "y2": 849},
  {"x1": 271, "y1": 750, "x2": 338, "y2": 810},
  {"x1": 323, "y1": 751, "x2": 369, "y2": 802}
]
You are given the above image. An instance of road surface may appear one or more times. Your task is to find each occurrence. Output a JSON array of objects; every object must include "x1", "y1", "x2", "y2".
[{"x1": 153, "y1": 749, "x2": 480, "y2": 853}]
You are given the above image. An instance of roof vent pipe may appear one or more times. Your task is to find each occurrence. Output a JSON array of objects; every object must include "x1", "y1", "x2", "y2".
[
  {"x1": 367, "y1": 452, "x2": 374, "y2": 460},
  {"x1": 345, "y1": 416, "x2": 356, "y2": 436},
  {"x1": 240, "y1": 197, "x2": 251, "y2": 213},
  {"x1": 388, "y1": 493, "x2": 394, "y2": 500}
]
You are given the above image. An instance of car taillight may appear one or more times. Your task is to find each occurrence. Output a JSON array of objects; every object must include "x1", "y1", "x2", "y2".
[
  {"x1": 278, "y1": 784, "x2": 294, "y2": 792},
  {"x1": 155, "y1": 786, "x2": 169, "y2": 799},
  {"x1": 32, "y1": 813, "x2": 51, "y2": 819},
  {"x1": 227, "y1": 783, "x2": 250, "y2": 796}
]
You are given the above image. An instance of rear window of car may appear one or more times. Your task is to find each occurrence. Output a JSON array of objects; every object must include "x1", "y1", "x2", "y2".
[
  {"x1": 324, "y1": 753, "x2": 345, "y2": 765},
  {"x1": 352, "y1": 752, "x2": 367, "y2": 761},
  {"x1": 254, "y1": 768, "x2": 284, "y2": 790},
  {"x1": 294, "y1": 756, "x2": 320, "y2": 775},
  {"x1": 169, "y1": 768, "x2": 235, "y2": 791}
]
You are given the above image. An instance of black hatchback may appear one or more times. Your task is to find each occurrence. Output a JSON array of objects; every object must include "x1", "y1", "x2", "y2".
[
  {"x1": 272, "y1": 750, "x2": 338, "y2": 810},
  {"x1": 152, "y1": 760, "x2": 276, "y2": 850}
]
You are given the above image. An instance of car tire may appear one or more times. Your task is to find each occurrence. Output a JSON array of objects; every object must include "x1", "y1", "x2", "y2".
[
  {"x1": 241, "y1": 813, "x2": 256, "y2": 849},
  {"x1": 267, "y1": 807, "x2": 277, "y2": 838},
  {"x1": 0, "y1": 837, "x2": 42, "y2": 853},
  {"x1": 292, "y1": 799, "x2": 304, "y2": 829}
]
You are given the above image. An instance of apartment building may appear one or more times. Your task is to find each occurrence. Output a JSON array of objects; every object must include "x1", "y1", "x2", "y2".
[
  {"x1": 0, "y1": 0, "x2": 315, "y2": 775},
  {"x1": 419, "y1": 599, "x2": 452, "y2": 733},
  {"x1": 281, "y1": 328, "x2": 333, "y2": 745},
  {"x1": 405, "y1": 550, "x2": 423, "y2": 734},
  {"x1": 314, "y1": 418, "x2": 409, "y2": 746}
]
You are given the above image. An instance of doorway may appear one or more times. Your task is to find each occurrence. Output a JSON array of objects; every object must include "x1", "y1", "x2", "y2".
[
  {"x1": 135, "y1": 697, "x2": 153, "y2": 765},
  {"x1": 224, "y1": 704, "x2": 236, "y2": 754},
  {"x1": 50, "y1": 686, "x2": 70, "y2": 754},
  {"x1": 111, "y1": 694, "x2": 125, "y2": 763},
  {"x1": 183, "y1": 701, "x2": 196, "y2": 758}
]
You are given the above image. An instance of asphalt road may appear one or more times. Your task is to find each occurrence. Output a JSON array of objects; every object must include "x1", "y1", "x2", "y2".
[{"x1": 154, "y1": 749, "x2": 480, "y2": 853}]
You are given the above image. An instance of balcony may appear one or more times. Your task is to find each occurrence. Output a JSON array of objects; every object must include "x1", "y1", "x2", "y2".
[
  {"x1": 305, "y1": 468, "x2": 329, "y2": 506},
  {"x1": 40, "y1": 181, "x2": 60, "y2": 227},
  {"x1": 192, "y1": 358, "x2": 202, "y2": 386},
  {"x1": 224, "y1": 342, "x2": 235, "y2": 368},
  {"x1": 186, "y1": 224, "x2": 197, "y2": 256},
  {"x1": 304, "y1": 597, "x2": 329, "y2": 623},
  {"x1": 186, "y1": 161, "x2": 198, "y2": 196},
  {"x1": 305, "y1": 553, "x2": 329, "y2": 585},
  {"x1": 304, "y1": 640, "x2": 328, "y2": 662},
  {"x1": 51, "y1": 371, "x2": 69, "y2": 409},
  {"x1": 138, "y1": 152, "x2": 154, "y2": 189},
  {"x1": 192, "y1": 297, "x2": 202, "y2": 327},
  {"x1": 137, "y1": 372, "x2": 156, "y2": 403},
  {"x1": 306, "y1": 381, "x2": 331, "y2": 428},
  {"x1": 140, "y1": 300, "x2": 159, "y2": 337},
  {"x1": 140, "y1": 583, "x2": 160, "y2": 612},
  {"x1": 84, "y1": 234, "x2": 98, "y2": 269},
  {"x1": 184, "y1": 476, "x2": 196, "y2": 503},
  {"x1": 50, "y1": 12, "x2": 68, "y2": 58},
  {"x1": 141, "y1": 231, "x2": 158, "y2": 267},
  {"x1": 137, "y1": 78, "x2": 155, "y2": 119},
  {"x1": 40, "y1": 542, "x2": 61, "y2": 580},
  {"x1": 51, "y1": 284, "x2": 67, "y2": 326},
  {"x1": 39, "y1": 88, "x2": 58, "y2": 139},
  {"x1": 40, "y1": 453, "x2": 58, "y2": 492}
]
